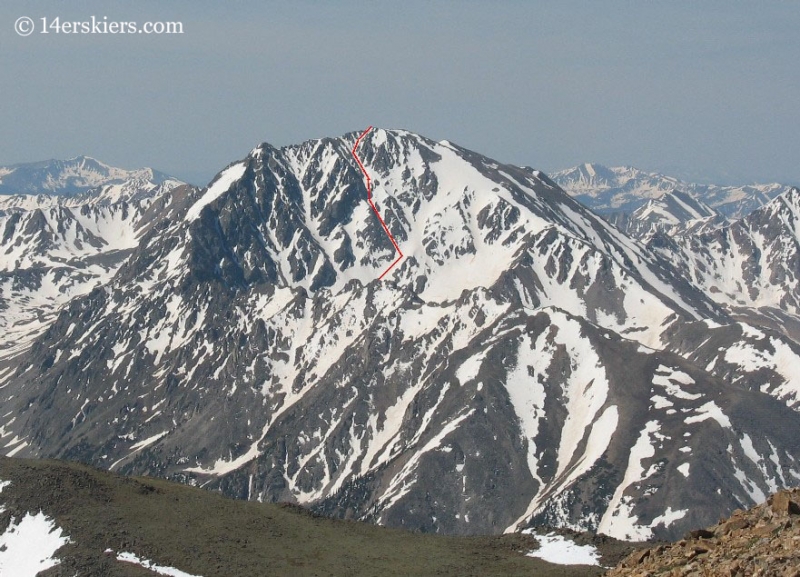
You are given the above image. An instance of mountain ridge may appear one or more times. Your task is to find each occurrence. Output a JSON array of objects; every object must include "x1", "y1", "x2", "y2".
[{"x1": 2, "y1": 456, "x2": 616, "y2": 576}]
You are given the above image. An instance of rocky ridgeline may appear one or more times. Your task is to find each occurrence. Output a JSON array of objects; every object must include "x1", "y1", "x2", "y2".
[{"x1": 609, "y1": 488, "x2": 800, "y2": 577}]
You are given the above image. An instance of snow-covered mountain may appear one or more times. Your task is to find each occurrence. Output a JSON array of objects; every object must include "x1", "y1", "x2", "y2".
[
  {"x1": 553, "y1": 163, "x2": 792, "y2": 219},
  {"x1": 641, "y1": 187, "x2": 800, "y2": 331},
  {"x1": 0, "y1": 163, "x2": 185, "y2": 364},
  {"x1": 0, "y1": 156, "x2": 177, "y2": 197},
  {"x1": 0, "y1": 132, "x2": 799, "y2": 543}
]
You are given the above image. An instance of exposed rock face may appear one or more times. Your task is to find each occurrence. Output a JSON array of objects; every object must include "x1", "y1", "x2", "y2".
[{"x1": 609, "y1": 487, "x2": 800, "y2": 577}]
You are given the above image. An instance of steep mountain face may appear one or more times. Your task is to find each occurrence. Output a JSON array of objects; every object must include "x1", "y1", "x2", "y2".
[
  {"x1": 0, "y1": 168, "x2": 185, "y2": 365},
  {"x1": 553, "y1": 163, "x2": 792, "y2": 219},
  {"x1": 0, "y1": 156, "x2": 176, "y2": 196},
  {"x1": 1, "y1": 131, "x2": 799, "y2": 543}
]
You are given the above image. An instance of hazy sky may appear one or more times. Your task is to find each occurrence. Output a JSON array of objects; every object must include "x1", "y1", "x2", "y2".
[{"x1": 2, "y1": 1, "x2": 799, "y2": 186}]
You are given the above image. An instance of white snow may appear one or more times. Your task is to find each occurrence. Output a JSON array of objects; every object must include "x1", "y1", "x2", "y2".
[
  {"x1": 0, "y1": 511, "x2": 70, "y2": 577},
  {"x1": 455, "y1": 353, "x2": 485, "y2": 386},
  {"x1": 684, "y1": 401, "x2": 731, "y2": 428},
  {"x1": 723, "y1": 332, "x2": 800, "y2": 408},
  {"x1": 359, "y1": 381, "x2": 425, "y2": 476},
  {"x1": 549, "y1": 315, "x2": 614, "y2": 482},
  {"x1": 377, "y1": 409, "x2": 474, "y2": 515},
  {"x1": 524, "y1": 532, "x2": 601, "y2": 566},
  {"x1": 729, "y1": 447, "x2": 767, "y2": 503},
  {"x1": 506, "y1": 310, "x2": 620, "y2": 533},
  {"x1": 652, "y1": 366, "x2": 701, "y2": 400},
  {"x1": 677, "y1": 463, "x2": 690, "y2": 477},
  {"x1": 504, "y1": 333, "x2": 547, "y2": 486},
  {"x1": 116, "y1": 551, "x2": 203, "y2": 577},
  {"x1": 738, "y1": 433, "x2": 779, "y2": 494},
  {"x1": 650, "y1": 506, "x2": 687, "y2": 528},
  {"x1": 598, "y1": 420, "x2": 661, "y2": 540},
  {"x1": 110, "y1": 430, "x2": 169, "y2": 470},
  {"x1": 185, "y1": 162, "x2": 247, "y2": 222},
  {"x1": 130, "y1": 430, "x2": 169, "y2": 452},
  {"x1": 739, "y1": 433, "x2": 761, "y2": 466},
  {"x1": 6, "y1": 440, "x2": 29, "y2": 457},
  {"x1": 651, "y1": 395, "x2": 674, "y2": 409}
]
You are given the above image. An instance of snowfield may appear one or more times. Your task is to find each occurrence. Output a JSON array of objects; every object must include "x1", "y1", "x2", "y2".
[
  {"x1": 0, "y1": 480, "x2": 70, "y2": 577},
  {"x1": 524, "y1": 530, "x2": 601, "y2": 566}
]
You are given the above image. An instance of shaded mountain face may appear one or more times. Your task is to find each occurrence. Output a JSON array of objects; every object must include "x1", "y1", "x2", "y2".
[
  {"x1": 1, "y1": 130, "x2": 799, "y2": 543},
  {"x1": 553, "y1": 163, "x2": 792, "y2": 219}
]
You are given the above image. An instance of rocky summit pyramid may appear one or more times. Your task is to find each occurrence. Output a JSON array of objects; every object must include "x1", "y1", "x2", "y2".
[{"x1": 1, "y1": 129, "x2": 799, "y2": 541}]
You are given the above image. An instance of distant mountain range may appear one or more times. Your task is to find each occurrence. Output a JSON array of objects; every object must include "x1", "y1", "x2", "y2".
[
  {"x1": 0, "y1": 156, "x2": 176, "y2": 197},
  {"x1": 552, "y1": 163, "x2": 793, "y2": 219},
  {"x1": 0, "y1": 136, "x2": 799, "y2": 545}
]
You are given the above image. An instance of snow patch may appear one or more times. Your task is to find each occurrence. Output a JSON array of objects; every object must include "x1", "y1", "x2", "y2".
[
  {"x1": 0, "y1": 512, "x2": 70, "y2": 577},
  {"x1": 651, "y1": 506, "x2": 688, "y2": 528},
  {"x1": 598, "y1": 420, "x2": 660, "y2": 540},
  {"x1": 685, "y1": 401, "x2": 732, "y2": 428},
  {"x1": 524, "y1": 531, "x2": 601, "y2": 566},
  {"x1": 116, "y1": 551, "x2": 203, "y2": 577}
]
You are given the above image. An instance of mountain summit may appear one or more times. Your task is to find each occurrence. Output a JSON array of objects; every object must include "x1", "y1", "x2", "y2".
[{"x1": 1, "y1": 129, "x2": 799, "y2": 542}]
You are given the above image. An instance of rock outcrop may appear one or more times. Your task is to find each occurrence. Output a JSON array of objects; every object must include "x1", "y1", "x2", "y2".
[{"x1": 609, "y1": 487, "x2": 800, "y2": 577}]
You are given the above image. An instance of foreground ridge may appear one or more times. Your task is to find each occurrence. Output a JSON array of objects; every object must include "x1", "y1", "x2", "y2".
[
  {"x1": 0, "y1": 457, "x2": 607, "y2": 577},
  {"x1": 609, "y1": 487, "x2": 800, "y2": 577}
]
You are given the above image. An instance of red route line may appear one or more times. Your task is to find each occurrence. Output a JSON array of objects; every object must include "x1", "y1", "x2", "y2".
[{"x1": 352, "y1": 126, "x2": 404, "y2": 280}]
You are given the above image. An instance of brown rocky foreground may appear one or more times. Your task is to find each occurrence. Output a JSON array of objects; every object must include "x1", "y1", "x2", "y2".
[{"x1": 608, "y1": 487, "x2": 800, "y2": 577}]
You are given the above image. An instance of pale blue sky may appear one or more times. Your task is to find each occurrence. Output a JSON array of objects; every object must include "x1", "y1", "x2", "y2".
[{"x1": 2, "y1": 0, "x2": 798, "y2": 186}]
